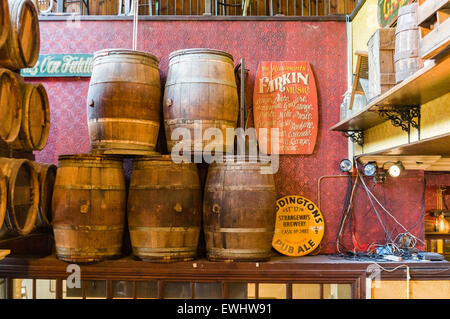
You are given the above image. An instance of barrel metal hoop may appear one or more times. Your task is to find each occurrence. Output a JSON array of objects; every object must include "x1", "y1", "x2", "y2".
[
  {"x1": 53, "y1": 184, "x2": 125, "y2": 191},
  {"x1": 88, "y1": 118, "x2": 160, "y2": 127},
  {"x1": 129, "y1": 226, "x2": 200, "y2": 232},
  {"x1": 54, "y1": 225, "x2": 125, "y2": 231},
  {"x1": 165, "y1": 77, "x2": 236, "y2": 88},
  {"x1": 129, "y1": 185, "x2": 201, "y2": 190}
]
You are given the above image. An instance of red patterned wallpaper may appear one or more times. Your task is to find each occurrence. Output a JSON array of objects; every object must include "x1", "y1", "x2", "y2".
[{"x1": 30, "y1": 20, "x2": 438, "y2": 254}]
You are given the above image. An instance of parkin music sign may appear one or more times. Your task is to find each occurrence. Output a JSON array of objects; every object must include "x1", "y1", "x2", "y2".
[
  {"x1": 253, "y1": 61, "x2": 318, "y2": 155},
  {"x1": 20, "y1": 54, "x2": 94, "y2": 77}
]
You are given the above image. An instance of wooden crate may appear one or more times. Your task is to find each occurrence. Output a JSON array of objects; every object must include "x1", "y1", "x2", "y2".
[
  {"x1": 418, "y1": 0, "x2": 450, "y2": 59},
  {"x1": 367, "y1": 28, "x2": 396, "y2": 100}
]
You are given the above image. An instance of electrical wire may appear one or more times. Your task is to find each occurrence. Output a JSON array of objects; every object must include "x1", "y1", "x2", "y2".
[{"x1": 356, "y1": 161, "x2": 424, "y2": 246}]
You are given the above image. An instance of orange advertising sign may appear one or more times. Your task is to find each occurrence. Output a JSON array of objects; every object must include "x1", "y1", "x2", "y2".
[
  {"x1": 272, "y1": 195, "x2": 325, "y2": 257},
  {"x1": 253, "y1": 61, "x2": 318, "y2": 154}
]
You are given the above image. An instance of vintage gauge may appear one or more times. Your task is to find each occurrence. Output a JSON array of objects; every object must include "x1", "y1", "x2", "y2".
[
  {"x1": 363, "y1": 162, "x2": 377, "y2": 177},
  {"x1": 339, "y1": 159, "x2": 353, "y2": 172}
]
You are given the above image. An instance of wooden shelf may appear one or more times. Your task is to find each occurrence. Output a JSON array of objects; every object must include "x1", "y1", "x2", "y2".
[
  {"x1": 330, "y1": 53, "x2": 450, "y2": 132},
  {"x1": 426, "y1": 232, "x2": 450, "y2": 236}
]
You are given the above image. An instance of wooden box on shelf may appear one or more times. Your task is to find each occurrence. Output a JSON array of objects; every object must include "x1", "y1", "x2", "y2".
[
  {"x1": 418, "y1": 0, "x2": 450, "y2": 59},
  {"x1": 367, "y1": 28, "x2": 396, "y2": 100}
]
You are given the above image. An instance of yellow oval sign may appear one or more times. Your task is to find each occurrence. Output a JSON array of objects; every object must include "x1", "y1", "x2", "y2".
[{"x1": 272, "y1": 195, "x2": 325, "y2": 256}]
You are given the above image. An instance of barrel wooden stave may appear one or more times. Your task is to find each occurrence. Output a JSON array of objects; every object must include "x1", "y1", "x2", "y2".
[
  {"x1": 395, "y1": 2, "x2": 423, "y2": 83},
  {"x1": 52, "y1": 155, "x2": 126, "y2": 263},
  {"x1": 0, "y1": 157, "x2": 39, "y2": 237},
  {"x1": 87, "y1": 49, "x2": 161, "y2": 155},
  {"x1": 0, "y1": 0, "x2": 10, "y2": 49},
  {"x1": 12, "y1": 81, "x2": 50, "y2": 151},
  {"x1": 0, "y1": 170, "x2": 7, "y2": 233},
  {"x1": 127, "y1": 155, "x2": 202, "y2": 262},
  {"x1": 203, "y1": 157, "x2": 277, "y2": 261},
  {"x1": 0, "y1": 0, "x2": 40, "y2": 70},
  {"x1": 33, "y1": 162, "x2": 56, "y2": 228},
  {"x1": 0, "y1": 68, "x2": 21, "y2": 143},
  {"x1": 163, "y1": 49, "x2": 239, "y2": 153}
]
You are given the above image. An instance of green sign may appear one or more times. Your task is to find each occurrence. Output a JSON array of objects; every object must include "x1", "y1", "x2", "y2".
[
  {"x1": 378, "y1": 0, "x2": 414, "y2": 28},
  {"x1": 21, "y1": 53, "x2": 94, "y2": 77}
]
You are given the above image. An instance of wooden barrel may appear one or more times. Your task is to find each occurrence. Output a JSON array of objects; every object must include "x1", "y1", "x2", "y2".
[
  {"x1": 0, "y1": 0, "x2": 40, "y2": 70},
  {"x1": 0, "y1": 170, "x2": 7, "y2": 234},
  {"x1": 203, "y1": 156, "x2": 277, "y2": 261},
  {"x1": 127, "y1": 155, "x2": 202, "y2": 262},
  {"x1": 0, "y1": 68, "x2": 21, "y2": 143},
  {"x1": 87, "y1": 49, "x2": 161, "y2": 156},
  {"x1": 52, "y1": 154, "x2": 126, "y2": 263},
  {"x1": 0, "y1": 0, "x2": 10, "y2": 49},
  {"x1": 163, "y1": 48, "x2": 239, "y2": 154},
  {"x1": 12, "y1": 82, "x2": 50, "y2": 151},
  {"x1": 33, "y1": 162, "x2": 56, "y2": 228},
  {"x1": 0, "y1": 157, "x2": 39, "y2": 237},
  {"x1": 394, "y1": 2, "x2": 423, "y2": 83}
]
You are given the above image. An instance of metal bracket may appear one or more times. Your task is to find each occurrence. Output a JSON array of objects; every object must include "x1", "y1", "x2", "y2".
[
  {"x1": 343, "y1": 130, "x2": 364, "y2": 147},
  {"x1": 377, "y1": 106, "x2": 421, "y2": 143}
]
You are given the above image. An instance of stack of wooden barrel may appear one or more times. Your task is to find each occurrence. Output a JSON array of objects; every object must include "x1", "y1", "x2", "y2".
[
  {"x1": 52, "y1": 48, "x2": 277, "y2": 263},
  {"x1": 0, "y1": 0, "x2": 56, "y2": 240}
]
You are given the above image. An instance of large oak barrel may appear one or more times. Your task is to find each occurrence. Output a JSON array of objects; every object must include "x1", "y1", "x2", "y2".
[
  {"x1": 87, "y1": 49, "x2": 161, "y2": 155},
  {"x1": 163, "y1": 48, "x2": 239, "y2": 154},
  {"x1": 33, "y1": 162, "x2": 56, "y2": 228},
  {"x1": 0, "y1": 68, "x2": 21, "y2": 143},
  {"x1": 203, "y1": 156, "x2": 277, "y2": 261},
  {"x1": 52, "y1": 154, "x2": 126, "y2": 263},
  {"x1": 127, "y1": 155, "x2": 202, "y2": 262},
  {"x1": 0, "y1": 0, "x2": 10, "y2": 49},
  {"x1": 0, "y1": 0, "x2": 40, "y2": 70},
  {"x1": 12, "y1": 82, "x2": 50, "y2": 151},
  {"x1": 0, "y1": 157, "x2": 39, "y2": 237},
  {"x1": 394, "y1": 2, "x2": 422, "y2": 83}
]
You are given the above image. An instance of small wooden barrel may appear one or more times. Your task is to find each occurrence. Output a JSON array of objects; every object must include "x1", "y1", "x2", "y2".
[
  {"x1": 0, "y1": 0, "x2": 40, "y2": 70},
  {"x1": 12, "y1": 82, "x2": 50, "y2": 151},
  {"x1": 127, "y1": 155, "x2": 202, "y2": 262},
  {"x1": 0, "y1": 68, "x2": 22, "y2": 143},
  {"x1": 203, "y1": 156, "x2": 277, "y2": 261},
  {"x1": 0, "y1": 0, "x2": 10, "y2": 49},
  {"x1": 0, "y1": 157, "x2": 39, "y2": 237},
  {"x1": 33, "y1": 162, "x2": 56, "y2": 229},
  {"x1": 52, "y1": 154, "x2": 126, "y2": 263},
  {"x1": 87, "y1": 49, "x2": 161, "y2": 156},
  {"x1": 163, "y1": 48, "x2": 239, "y2": 154},
  {"x1": 395, "y1": 2, "x2": 422, "y2": 83}
]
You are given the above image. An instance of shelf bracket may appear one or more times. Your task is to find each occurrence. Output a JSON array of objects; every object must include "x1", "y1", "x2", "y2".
[
  {"x1": 377, "y1": 106, "x2": 421, "y2": 143},
  {"x1": 343, "y1": 130, "x2": 364, "y2": 147}
]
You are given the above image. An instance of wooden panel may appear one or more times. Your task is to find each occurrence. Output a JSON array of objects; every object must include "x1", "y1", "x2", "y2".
[
  {"x1": 418, "y1": 0, "x2": 450, "y2": 26},
  {"x1": 0, "y1": 233, "x2": 52, "y2": 256}
]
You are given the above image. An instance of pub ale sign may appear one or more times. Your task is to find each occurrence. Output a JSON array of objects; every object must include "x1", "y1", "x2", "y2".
[
  {"x1": 253, "y1": 61, "x2": 318, "y2": 154},
  {"x1": 272, "y1": 195, "x2": 325, "y2": 257}
]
